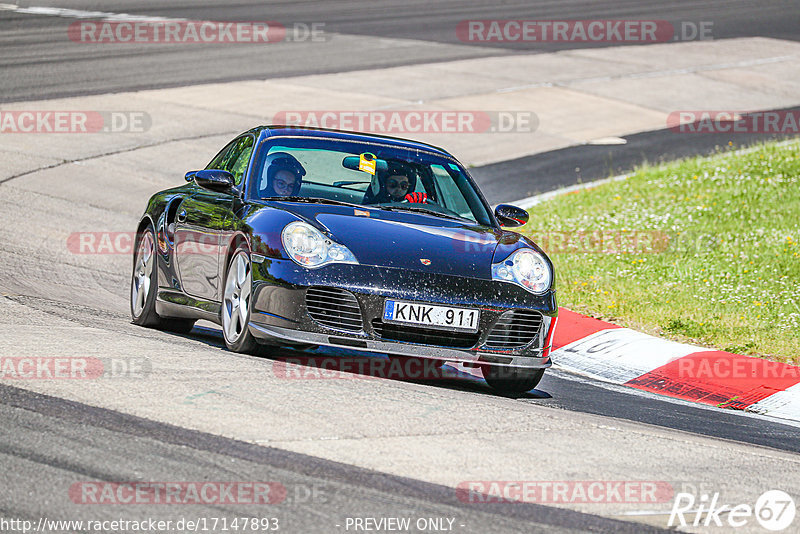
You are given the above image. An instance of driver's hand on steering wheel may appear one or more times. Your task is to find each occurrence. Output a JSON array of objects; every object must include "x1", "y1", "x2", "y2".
[{"x1": 404, "y1": 192, "x2": 428, "y2": 203}]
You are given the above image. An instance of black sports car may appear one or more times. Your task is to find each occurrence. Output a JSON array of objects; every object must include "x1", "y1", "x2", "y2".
[{"x1": 131, "y1": 126, "x2": 557, "y2": 393}]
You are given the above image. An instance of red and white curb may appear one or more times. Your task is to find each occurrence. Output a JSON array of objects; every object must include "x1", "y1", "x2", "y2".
[{"x1": 549, "y1": 308, "x2": 800, "y2": 423}]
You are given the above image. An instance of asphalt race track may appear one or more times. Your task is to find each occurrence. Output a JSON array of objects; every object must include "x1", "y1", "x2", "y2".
[
  {"x1": 0, "y1": 383, "x2": 668, "y2": 533},
  {"x1": 2, "y1": 0, "x2": 799, "y2": 102},
  {"x1": 2, "y1": 2, "x2": 800, "y2": 533}
]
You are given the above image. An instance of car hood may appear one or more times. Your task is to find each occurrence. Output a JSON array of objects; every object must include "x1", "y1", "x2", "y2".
[{"x1": 315, "y1": 212, "x2": 502, "y2": 279}]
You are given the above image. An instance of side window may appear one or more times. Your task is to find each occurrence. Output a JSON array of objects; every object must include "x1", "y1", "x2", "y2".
[
  {"x1": 205, "y1": 137, "x2": 254, "y2": 187},
  {"x1": 431, "y1": 164, "x2": 471, "y2": 217},
  {"x1": 226, "y1": 136, "x2": 254, "y2": 186},
  {"x1": 206, "y1": 140, "x2": 237, "y2": 171}
]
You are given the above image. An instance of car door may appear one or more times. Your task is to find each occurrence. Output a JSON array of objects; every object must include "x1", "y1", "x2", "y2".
[{"x1": 174, "y1": 136, "x2": 254, "y2": 302}]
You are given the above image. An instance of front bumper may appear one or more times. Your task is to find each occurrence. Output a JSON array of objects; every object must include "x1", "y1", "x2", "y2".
[{"x1": 248, "y1": 259, "x2": 557, "y2": 369}]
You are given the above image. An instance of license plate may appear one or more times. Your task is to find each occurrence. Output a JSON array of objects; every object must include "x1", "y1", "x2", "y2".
[{"x1": 383, "y1": 300, "x2": 480, "y2": 332}]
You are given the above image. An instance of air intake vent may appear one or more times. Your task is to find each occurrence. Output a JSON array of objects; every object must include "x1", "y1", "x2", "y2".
[
  {"x1": 371, "y1": 319, "x2": 480, "y2": 349},
  {"x1": 305, "y1": 287, "x2": 363, "y2": 333},
  {"x1": 485, "y1": 310, "x2": 543, "y2": 349}
]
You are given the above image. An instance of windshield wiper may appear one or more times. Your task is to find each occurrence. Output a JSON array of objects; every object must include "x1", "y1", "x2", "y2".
[
  {"x1": 378, "y1": 205, "x2": 463, "y2": 220},
  {"x1": 261, "y1": 196, "x2": 366, "y2": 209},
  {"x1": 332, "y1": 180, "x2": 371, "y2": 187}
]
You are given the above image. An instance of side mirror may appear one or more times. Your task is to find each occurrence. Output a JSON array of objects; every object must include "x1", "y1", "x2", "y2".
[
  {"x1": 193, "y1": 169, "x2": 234, "y2": 193},
  {"x1": 494, "y1": 204, "x2": 529, "y2": 227}
]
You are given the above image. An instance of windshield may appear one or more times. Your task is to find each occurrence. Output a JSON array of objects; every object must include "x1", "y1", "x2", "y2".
[{"x1": 247, "y1": 136, "x2": 493, "y2": 225}]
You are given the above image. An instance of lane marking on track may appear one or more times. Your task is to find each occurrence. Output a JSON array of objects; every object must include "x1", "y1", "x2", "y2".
[{"x1": 0, "y1": 3, "x2": 185, "y2": 22}]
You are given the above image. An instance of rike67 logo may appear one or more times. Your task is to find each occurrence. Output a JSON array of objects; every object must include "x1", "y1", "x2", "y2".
[{"x1": 669, "y1": 490, "x2": 796, "y2": 531}]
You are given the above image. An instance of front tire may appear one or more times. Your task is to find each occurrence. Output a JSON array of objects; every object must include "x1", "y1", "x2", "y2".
[
  {"x1": 222, "y1": 246, "x2": 258, "y2": 354},
  {"x1": 481, "y1": 366, "x2": 544, "y2": 394}
]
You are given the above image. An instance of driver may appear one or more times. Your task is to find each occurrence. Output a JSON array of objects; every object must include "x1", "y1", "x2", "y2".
[
  {"x1": 363, "y1": 162, "x2": 427, "y2": 204},
  {"x1": 261, "y1": 152, "x2": 306, "y2": 197}
]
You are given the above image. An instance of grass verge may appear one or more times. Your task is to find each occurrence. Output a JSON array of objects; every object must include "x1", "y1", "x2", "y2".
[{"x1": 523, "y1": 139, "x2": 800, "y2": 362}]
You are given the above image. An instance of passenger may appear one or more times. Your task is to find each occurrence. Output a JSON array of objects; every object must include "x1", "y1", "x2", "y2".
[
  {"x1": 261, "y1": 152, "x2": 306, "y2": 197},
  {"x1": 363, "y1": 162, "x2": 427, "y2": 204}
]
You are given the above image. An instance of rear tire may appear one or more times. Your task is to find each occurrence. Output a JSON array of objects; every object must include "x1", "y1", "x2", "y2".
[
  {"x1": 222, "y1": 246, "x2": 259, "y2": 354},
  {"x1": 131, "y1": 226, "x2": 160, "y2": 327},
  {"x1": 481, "y1": 366, "x2": 544, "y2": 394},
  {"x1": 130, "y1": 226, "x2": 196, "y2": 333}
]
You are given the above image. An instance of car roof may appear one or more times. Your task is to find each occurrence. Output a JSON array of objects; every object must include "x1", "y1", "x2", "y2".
[{"x1": 246, "y1": 125, "x2": 455, "y2": 159}]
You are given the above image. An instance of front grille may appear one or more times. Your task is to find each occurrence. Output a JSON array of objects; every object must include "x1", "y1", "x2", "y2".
[
  {"x1": 371, "y1": 319, "x2": 480, "y2": 349},
  {"x1": 305, "y1": 287, "x2": 364, "y2": 333},
  {"x1": 485, "y1": 310, "x2": 543, "y2": 349}
]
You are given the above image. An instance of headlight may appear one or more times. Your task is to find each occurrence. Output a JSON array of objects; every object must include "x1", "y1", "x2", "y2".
[
  {"x1": 491, "y1": 248, "x2": 552, "y2": 294},
  {"x1": 281, "y1": 221, "x2": 358, "y2": 268}
]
